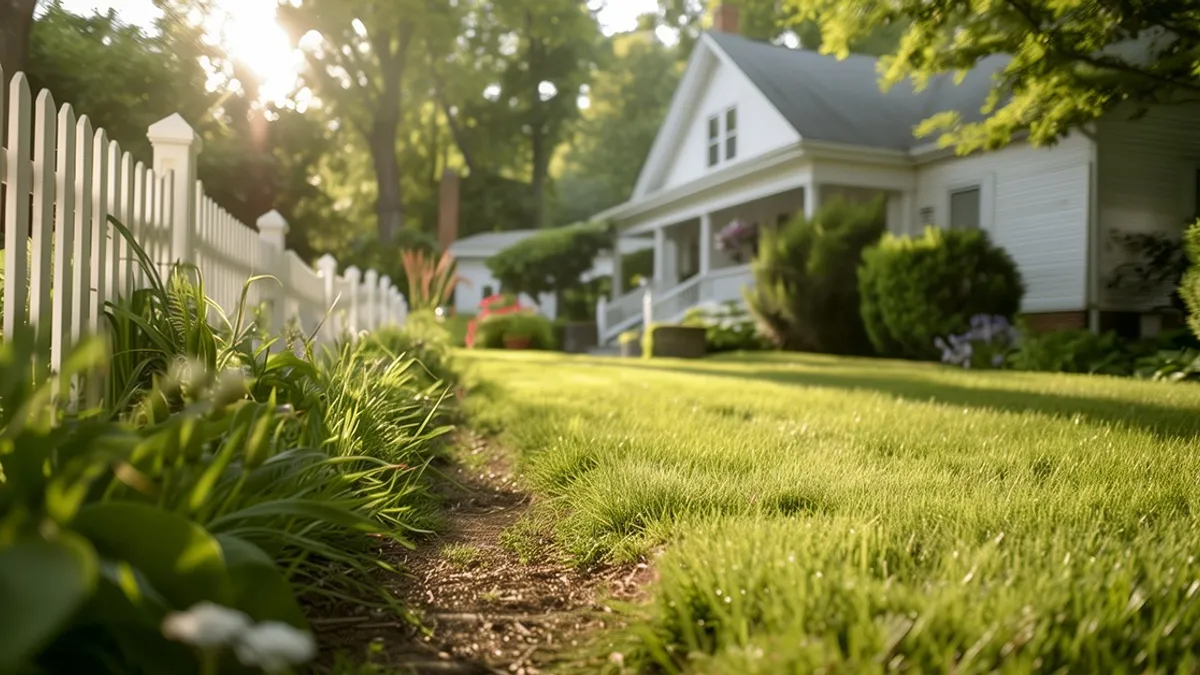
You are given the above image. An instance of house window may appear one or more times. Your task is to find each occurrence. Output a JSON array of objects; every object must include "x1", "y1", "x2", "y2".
[
  {"x1": 949, "y1": 186, "x2": 982, "y2": 230},
  {"x1": 707, "y1": 116, "x2": 720, "y2": 167},
  {"x1": 725, "y1": 107, "x2": 738, "y2": 161},
  {"x1": 482, "y1": 284, "x2": 494, "y2": 299},
  {"x1": 919, "y1": 206, "x2": 935, "y2": 226}
]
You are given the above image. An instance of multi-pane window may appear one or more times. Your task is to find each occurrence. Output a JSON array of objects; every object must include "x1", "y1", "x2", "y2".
[
  {"x1": 725, "y1": 107, "x2": 738, "y2": 160},
  {"x1": 707, "y1": 116, "x2": 720, "y2": 167},
  {"x1": 949, "y1": 186, "x2": 982, "y2": 230},
  {"x1": 706, "y1": 106, "x2": 739, "y2": 168}
]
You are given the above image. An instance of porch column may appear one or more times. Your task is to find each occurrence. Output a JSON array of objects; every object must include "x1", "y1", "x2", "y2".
[
  {"x1": 887, "y1": 191, "x2": 915, "y2": 236},
  {"x1": 804, "y1": 181, "x2": 821, "y2": 220},
  {"x1": 663, "y1": 230, "x2": 679, "y2": 285},
  {"x1": 611, "y1": 233, "x2": 624, "y2": 299},
  {"x1": 653, "y1": 227, "x2": 666, "y2": 286},
  {"x1": 699, "y1": 213, "x2": 712, "y2": 276}
]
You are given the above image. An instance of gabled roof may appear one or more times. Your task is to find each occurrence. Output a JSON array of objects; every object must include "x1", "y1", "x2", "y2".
[{"x1": 707, "y1": 31, "x2": 1010, "y2": 150}]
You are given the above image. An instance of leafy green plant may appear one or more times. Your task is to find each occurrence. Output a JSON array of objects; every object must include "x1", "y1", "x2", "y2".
[
  {"x1": 858, "y1": 226, "x2": 1025, "y2": 359},
  {"x1": 1180, "y1": 220, "x2": 1200, "y2": 342},
  {"x1": 745, "y1": 196, "x2": 885, "y2": 354},
  {"x1": 361, "y1": 311, "x2": 459, "y2": 388},
  {"x1": 0, "y1": 218, "x2": 456, "y2": 673},
  {"x1": 486, "y1": 222, "x2": 611, "y2": 301},
  {"x1": 1007, "y1": 328, "x2": 1132, "y2": 375},
  {"x1": 682, "y1": 301, "x2": 769, "y2": 353}
]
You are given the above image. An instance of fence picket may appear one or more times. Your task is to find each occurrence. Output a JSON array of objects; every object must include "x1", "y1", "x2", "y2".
[
  {"x1": 29, "y1": 89, "x2": 57, "y2": 379},
  {"x1": 72, "y1": 115, "x2": 94, "y2": 346},
  {"x1": 132, "y1": 161, "x2": 147, "y2": 288},
  {"x1": 119, "y1": 152, "x2": 135, "y2": 295},
  {"x1": 52, "y1": 103, "x2": 77, "y2": 376},
  {"x1": 90, "y1": 130, "x2": 109, "y2": 322},
  {"x1": 2, "y1": 73, "x2": 31, "y2": 340},
  {"x1": 106, "y1": 140, "x2": 122, "y2": 299}
]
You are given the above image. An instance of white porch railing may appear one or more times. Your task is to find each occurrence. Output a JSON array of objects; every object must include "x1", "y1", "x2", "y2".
[
  {"x1": 596, "y1": 264, "x2": 755, "y2": 344},
  {"x1": 1, "y1": 67, "x2": 407, "y2": 384}
]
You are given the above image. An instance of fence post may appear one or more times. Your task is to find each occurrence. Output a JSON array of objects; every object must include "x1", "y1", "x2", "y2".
[
  {"x1": 597, "y1": 296, "x2": 608, "y2": 345},
  {"x1": 148, "y1": 113, "x2": 201, "y2": 266},
  {"x1": 256, "y1": 210, "x2": 288, "y2": 338},
  {"x1": 345, "y1": 266, "x2": 361, "y2": 336},
  {"x1": 316, "y1": 254, "x2": 339, "y2": 341},
  {"x1": 363, "y1": 269, "x2": 378, "y2": 332},
  {"x1": 379, "y1": 275, "x2": 392, "y2": 327}
]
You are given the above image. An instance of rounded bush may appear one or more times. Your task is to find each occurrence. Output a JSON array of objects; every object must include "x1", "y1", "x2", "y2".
[{"x1": 858, "y1": 226, "x2": 1025, "y2": 359}]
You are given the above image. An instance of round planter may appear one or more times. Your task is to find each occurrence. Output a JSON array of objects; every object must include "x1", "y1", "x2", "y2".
[
  {"x1": 563, "y1": 321, "x2": 599, "y2": 354},
  {"x1": 504, "y1": 336, "x2": 533, "y2": 350},
  {"x1": 647, "y1": 325, "x2": 707, "y2": 359}
]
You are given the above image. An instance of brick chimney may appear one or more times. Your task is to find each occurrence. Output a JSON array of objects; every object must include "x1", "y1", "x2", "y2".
[{"x1": 713, "y1": 3, "x2": 740, "y2": 34}]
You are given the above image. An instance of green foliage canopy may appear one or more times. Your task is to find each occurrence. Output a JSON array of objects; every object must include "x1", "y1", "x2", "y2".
[{"x1": 486, "y1": 222, "x2": 611, "y2": 298}]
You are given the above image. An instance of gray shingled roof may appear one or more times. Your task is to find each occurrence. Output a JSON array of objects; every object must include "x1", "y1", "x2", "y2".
[{"x1": 707, "y1": 31, "x2": 1010, "y2": 150}]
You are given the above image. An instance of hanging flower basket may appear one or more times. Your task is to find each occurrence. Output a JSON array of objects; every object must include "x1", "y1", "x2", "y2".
[{"x1": 715, "y1": 219, "x2": 759, "y2": 263}]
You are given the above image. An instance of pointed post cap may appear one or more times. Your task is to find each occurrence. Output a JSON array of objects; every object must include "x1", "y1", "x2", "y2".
[
  {"x1": 345, "y1": 265, "x2": 362, "y2": 281},
  {"x1": 380, "y1": 275, "x2": 391, "y2": 289},
  {"x1": 256, "y1": 209, "x2": 289, "y2": 234},
  {"x1": 148, "y1": 113, "x2": 202, "y2": 150},
  {"x1": 364, "y1": 268, "x2": 379, "y2": 283},
  {"x1": 317, "y1": 254, "x2": 338, "y2": 274}
]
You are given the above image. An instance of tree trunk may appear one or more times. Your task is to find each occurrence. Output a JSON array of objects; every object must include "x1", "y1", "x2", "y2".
[
  {"x1": 0, "y1": 0, "x2": 35, "y2": 78},
  {"x1": 531, "y1": 129, "x2": 547, "y2": 229},
  {"x1": 0, "y1": 0, "x2": 37, "y2": 76},
  {"x1": 369, "y1": 115, "x2": 404, "y2": 244}
]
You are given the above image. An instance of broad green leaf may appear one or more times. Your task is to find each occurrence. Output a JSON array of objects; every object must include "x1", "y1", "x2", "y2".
[
  {"x1": 0, "y1": 535, "x2": 98, "y2": 672},
  {"x1": 72, "y1": 502, "x2": 230, "y2": 609},
  {"x1": 216, "y1": 534, "x2": 308, "y2": 628}
]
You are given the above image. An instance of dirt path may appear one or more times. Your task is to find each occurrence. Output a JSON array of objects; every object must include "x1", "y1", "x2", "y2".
[{"x1": 315, "y1": 434, "x2": 652, "y2": 674}]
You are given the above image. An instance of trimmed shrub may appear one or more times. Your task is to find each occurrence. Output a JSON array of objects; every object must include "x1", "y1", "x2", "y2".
[
  {"x1": 474, "y1": 311, "x2": 556, "y2": 350},
  {"x1": 1180, "y1": 220, "x2": 1200, "y2": 341},
  {"x1": 682, "y1": 301, "x2": 769, "y2": 353},
  {"x1": 744, "y1": 196, "x2": 886, "y2": 354},
  {"x1": 858, "y1": 226, "x2": 1025, "y2": 359}
]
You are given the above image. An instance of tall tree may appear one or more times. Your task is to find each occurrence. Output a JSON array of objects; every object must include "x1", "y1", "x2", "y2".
[
  {"x1": 0, "y1": 0, "x2": 36, "y2": 75},
  {"x1": 555, "y1": 27, "x2": 681, "y2": 224},
  {"x1": 783, "y1": 0, "x2": 1200, "y2": 153},
  {"x1": 279, "y1": 1, "x2": 460, "y2": 244}
]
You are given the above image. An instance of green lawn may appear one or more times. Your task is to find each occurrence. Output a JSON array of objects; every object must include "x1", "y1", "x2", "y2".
[{"x1": 464, "y1": 351, "x2": 1200, "y2": 673}]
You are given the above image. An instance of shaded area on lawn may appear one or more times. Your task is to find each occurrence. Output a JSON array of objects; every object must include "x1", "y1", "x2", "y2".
[{"x1": 566, "y1": 355, "x2": 1200, "y2": 442}]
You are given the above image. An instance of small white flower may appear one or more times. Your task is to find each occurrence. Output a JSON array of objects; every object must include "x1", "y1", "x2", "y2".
[
  {"x1": 234, "y1": 621, "x2": 317, "y2": 673},
  {"x1": 162, "y1": 602, "x2": 251, "y2": 648}
]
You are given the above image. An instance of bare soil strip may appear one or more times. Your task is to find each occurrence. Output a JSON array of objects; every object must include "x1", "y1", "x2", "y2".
[{"x1": 314, "y1": 434, "x2": 652, "y2": 674}]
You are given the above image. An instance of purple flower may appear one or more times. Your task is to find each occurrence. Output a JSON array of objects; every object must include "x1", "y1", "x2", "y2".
[{"x1": 715, "y1": 219, "x2": 759, "y2": 252}]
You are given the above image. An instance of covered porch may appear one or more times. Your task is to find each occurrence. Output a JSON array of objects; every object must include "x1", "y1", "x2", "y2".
[{"x1": 596, "y1": 153, "x2": 917, "y2": 344}]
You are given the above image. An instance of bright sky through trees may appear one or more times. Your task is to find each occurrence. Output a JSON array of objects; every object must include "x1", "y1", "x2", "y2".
[{"x1": 58, "y1": 0, "x2": 661, "y2": 104}]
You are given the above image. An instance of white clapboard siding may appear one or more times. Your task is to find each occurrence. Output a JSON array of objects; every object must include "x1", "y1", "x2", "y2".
[{"x1": 1, "y1": 67, "x2": 407, "y2": 402}]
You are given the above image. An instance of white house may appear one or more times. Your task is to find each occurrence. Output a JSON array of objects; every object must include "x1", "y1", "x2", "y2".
[
  {"x1": 594, "y1": 8, "x2": 1200, "y2": 345},
  {"x1": 448, "y1": 229, "x2": 653, "y2": 319}
]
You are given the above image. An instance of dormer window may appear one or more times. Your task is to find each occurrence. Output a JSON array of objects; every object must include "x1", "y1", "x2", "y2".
[{"x1": 707, "y1": 106, "x2": 739, "y2": 169}]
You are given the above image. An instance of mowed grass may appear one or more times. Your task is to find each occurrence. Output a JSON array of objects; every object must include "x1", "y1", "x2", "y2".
[{"x1": 462, "y1": 350, "x2": 1200, "y2": 673}]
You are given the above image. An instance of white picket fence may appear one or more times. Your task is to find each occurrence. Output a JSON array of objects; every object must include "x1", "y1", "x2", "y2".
[{"x1": 0, "y1": 67, "x2": 407, "y2": 380}]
